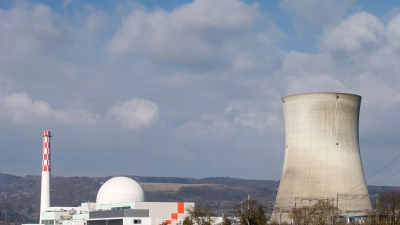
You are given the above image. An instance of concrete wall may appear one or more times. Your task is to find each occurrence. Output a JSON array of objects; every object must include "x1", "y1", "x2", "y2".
[
  {"x1": 123, "y1": 217, "x2": 151, "y2": 225},
  {"x1": 97, "y1": 203, "x2": 136, "y2": 211},
  {"x1": 89, "y1": 210, "x2": 149, "y2": 219},
  {"x1": 135, "y1": 202, "x2": 194, "y2": 225},
  {"x1": 272, "y1": 93, "x2": 372, "y2": 223}
]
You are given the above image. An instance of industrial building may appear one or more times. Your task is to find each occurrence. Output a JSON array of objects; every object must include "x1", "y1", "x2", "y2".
[
  {"x1": 30, "y1": 131, "x2": 194, "y2": 225},
  {"x1": 272, "y1": 93, "x2": 372, "y2": 223},
  {"x1": 29, "y1": 91, "x2": 375, "y2": 225}
]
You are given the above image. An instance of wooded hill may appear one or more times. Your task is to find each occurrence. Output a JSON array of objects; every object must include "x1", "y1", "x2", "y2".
[{"x1": 0, "y1": 173, "x2": 397, "y2": 224}]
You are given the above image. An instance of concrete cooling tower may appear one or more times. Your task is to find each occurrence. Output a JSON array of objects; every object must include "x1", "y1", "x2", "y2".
[{"x1": 272, "y1": 93, "x2": 372, "y2": 223}]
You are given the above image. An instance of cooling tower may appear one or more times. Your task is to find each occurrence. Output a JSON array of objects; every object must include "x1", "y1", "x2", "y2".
[{"x1": 272, "y1": 93, "x2": 372, "y2": 223}]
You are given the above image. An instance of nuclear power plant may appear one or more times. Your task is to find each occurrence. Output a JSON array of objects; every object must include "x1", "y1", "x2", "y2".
[
  {"x1": 272, "y1": 93, "x2": 372, "y2": 223},
  {"x1": 30, "y1": 131, "x2": 194, "y2": 225},
  {"x1": 27, "y1": 92, "x2": 374, "y2": 225}
]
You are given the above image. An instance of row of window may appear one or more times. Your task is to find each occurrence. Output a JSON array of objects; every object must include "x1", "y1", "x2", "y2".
[
  {"x1": 88, "y1": 219, "x2": 123, "y2": 225},
  {"x1": 41, "y1": 220, "x2": 55, "y2": 225},
  {"x1": 111, "y1": 206, "x2": 131, "y2": 210}
]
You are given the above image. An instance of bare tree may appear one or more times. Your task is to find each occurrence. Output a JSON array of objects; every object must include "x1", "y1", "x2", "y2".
[
  {"x1": 185, "y1": 206, "x2": 216, "y2": 225},
  {"x1": 232, "y1": 199, "x2": 267, "y2": 225},
  {"x1": 221, "y1": 217, "x2": 231, "y2": 225},
  {"x1": 289, "y1": 200, "x2": 339, "y2": 225},
  {"x1": 289, "y1": 206, "x2": 312, "y2": 225},
  {"x1": 183, "y1": 217, "x2": 194, "y2": 225},
  {"x1": 375, "y1": 190, "x2": 400, "y2": 225},
  {"x1": 311, "y1": 200, "x2": 339, "y2": 225}
]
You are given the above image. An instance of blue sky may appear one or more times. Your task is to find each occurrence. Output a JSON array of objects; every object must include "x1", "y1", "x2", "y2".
[{"x1": 1, "y1": 0, "x2": 400, "y2": 186}]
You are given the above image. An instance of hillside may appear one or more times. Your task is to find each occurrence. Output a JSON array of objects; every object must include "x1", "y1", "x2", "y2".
[{"x1": 0, "y1": 173, "x2": 398, "y2": 224}]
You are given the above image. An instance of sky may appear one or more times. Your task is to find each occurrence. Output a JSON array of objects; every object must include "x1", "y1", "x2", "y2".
[{"x1": 1, "y1": 0, "x2": 400, "y2": 186}]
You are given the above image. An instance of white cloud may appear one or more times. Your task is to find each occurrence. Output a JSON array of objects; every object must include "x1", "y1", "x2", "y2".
[
  {"x1": 280, "y1": 51, "x2": 332, "y2": 76},
  {"x1": 225, "y1": 100, "x2": 282, "y2": 134},
  {"x1": 0, "y1": 1, "x2": 71, "y2": 62},
  {"x1": 109, "y1": 98, "x2": 159, "y2": 130},
  {"x1": 176, "y1": 112, "x2": 236, "y2": 138},
  {"x1": 85, "y1": 10, "x2": 109, "y2": 35},
  {"x1": 107, "y1": 0, "x2": 259, "y2": 67},
  {"x1": 320, "y1": 12, "x2": 384, "y2": 60},
  {"x1": 286, "y1": 74, "x2": 348, "y2": 95},
  {"x1": 387, "y1": 14, "x2": 400, "y2": 49},
  {"x1": 176, "y1": 98, "x2": 283, "y2": 138},
  {"x1": 354, "y1": 73, "x2": 400, "y2": 108},
  {"x1": 3, "y1": 92, "x2": 52, "y2": 122},
  {"x1": 0, "y1": 81, "x2": 158, "y2": 130},
  {"x1": 1, "y1": 1, "x2": 400, "y2": 184},
  {"x1": 232, "y1": 54, "x2": 257, "y2": 73},
  {"x1": 280, "y1": 0, "x2": 356, "y2": 32},
  {"x1": 63, "y1": 0, "x2": 73, "y2": 12},
  {"x1": 0, "y1": 91, "x2": 100, "y2": 124}
]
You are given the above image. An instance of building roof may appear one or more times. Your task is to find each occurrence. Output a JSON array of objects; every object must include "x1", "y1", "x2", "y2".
[{"x1": 96, "y1": 177, "x2": 145, "y2": 207}]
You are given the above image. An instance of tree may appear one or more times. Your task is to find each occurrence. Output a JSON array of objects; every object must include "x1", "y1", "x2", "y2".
[
  {"x1": 375, "y1": 190, "x2": 400, "y2": 225},
  {"x1": 289, "y1": 200, "x2": 339, "y2": 225},
  {"x1": 232, "y1": 199, "x2": 267, "y2": 225},
  {"x1": 255, "y1": 205, "x2": 267, "y2": 225},
  {"x1": 183, "y1": 216, "x2": 194, "y2": 225},
  {"x1": 311, "y1": 200, "x2": 339, "y2": 225},
  {"x1": 222, "y1": 217, "x2": 231, "y2": 225},
  {"x1": 185, "y1": 206, "x2": 216, "y2": 225},
  {"x1": 289, "y1": 206, "x2": 312, "y2": 225}
]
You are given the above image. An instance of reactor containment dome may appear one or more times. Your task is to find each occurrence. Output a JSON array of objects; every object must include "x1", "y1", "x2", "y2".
[
  {"x1": 96, "y1": 176, "x2": 145, "y2": 207},
  {"x1": 272, "y1": 92, "x2": 372, "y2": 223}
]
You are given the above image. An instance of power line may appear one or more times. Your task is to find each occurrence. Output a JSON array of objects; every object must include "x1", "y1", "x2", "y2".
[
  {"x1": 369, "y1": 169, "x2": 400, "y2": 186},
  {"x1": 345, "y1": 152, "x2": 400, "y2": 194}
]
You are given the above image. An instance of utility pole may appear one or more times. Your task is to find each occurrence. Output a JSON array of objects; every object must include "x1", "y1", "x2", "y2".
[
  {"x1": 247, "y1": 194, "x2": 250, "y2": 225},
  {"x1": 248, "y1": 194, "x2": 250, "y2": 210},
  {"x1": 336, "y1": 193, "x2": 339, "y2": 208},
  {"x1": 377, "y1": 193, "x2": 379, "y2": 223}
]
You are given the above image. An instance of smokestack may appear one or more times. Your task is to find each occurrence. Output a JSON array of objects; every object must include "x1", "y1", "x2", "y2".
[{"x1": 40, "y1": 130, "x2": 51, "y2": 223}]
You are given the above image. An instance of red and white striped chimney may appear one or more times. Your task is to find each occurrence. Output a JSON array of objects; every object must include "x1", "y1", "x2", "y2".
[{"x1": 40, "y1": 130, "x2": 51, "y2": 223}]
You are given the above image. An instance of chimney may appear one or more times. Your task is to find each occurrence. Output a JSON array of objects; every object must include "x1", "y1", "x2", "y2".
[{"x1": 39, "y1": 130, "x2": 51, "y2": 223}]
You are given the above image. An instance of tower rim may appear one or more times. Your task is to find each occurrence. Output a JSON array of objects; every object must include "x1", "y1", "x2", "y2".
[{"x1": 281, "y1": 92, "x2": 361, "y2": 101}]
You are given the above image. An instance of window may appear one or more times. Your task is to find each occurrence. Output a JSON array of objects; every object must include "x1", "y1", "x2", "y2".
[
  {"x1": 134, "y1": 220, "x2": 141, "y2": 224},
  {"x1": 88, "y1": 220, "x2": 106, "y2": 225},
  {"x1": 88, "y1": 220, "x2": 122, "y2": 225},
  {"x1": 111, "y1": 206, "x2": 131, "y2": 210},
  {"x1": 42, "y1": 220, "x2": 55, "y2": 225},
  {"x1": 108, "y1": 219, "x2": 123, "y2": 225}
]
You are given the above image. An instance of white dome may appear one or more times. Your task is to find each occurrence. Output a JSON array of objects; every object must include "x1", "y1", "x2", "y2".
[{"x1": 96, "y1": 177, "x2": 145, "y2": 206}]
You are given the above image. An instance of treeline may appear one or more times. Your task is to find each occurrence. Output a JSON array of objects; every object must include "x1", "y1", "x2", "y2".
[
  {"x1": 127, "y1": 176, "x2": 279, "y2": 188},
  {"x1": 0, "y1": 174, "x2": 280, "y2": 223},
  {"x1": 0, "y1": 206, "x2": 35, "y2": 224},
  {"x1": 184, "y1": 199, "x2": 268, "y2": 225},
  {"x1": 0, "y1": 174, "x2": 40, "y2": 199},
  {"x1": 0, "y1": 173, "x2": 399, "y2": 224}
]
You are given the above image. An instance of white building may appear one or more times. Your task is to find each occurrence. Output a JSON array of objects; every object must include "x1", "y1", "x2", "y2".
[
  {"x1": 25, "y1": 131, "x2": 194, "y2": 225},
  {"x1": 37, "y1": 176, "x2": 194, "y2": 225}
]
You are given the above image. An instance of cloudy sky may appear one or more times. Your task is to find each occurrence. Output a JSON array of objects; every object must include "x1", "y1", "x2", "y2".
[{"x1": 1, "y1": 0, "x2": 400, "y2": 186}]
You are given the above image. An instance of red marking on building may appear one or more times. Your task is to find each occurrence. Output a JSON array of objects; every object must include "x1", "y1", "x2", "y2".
[{"x1": 178, "y1": 202, "x2": 184, "y2": 214}]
